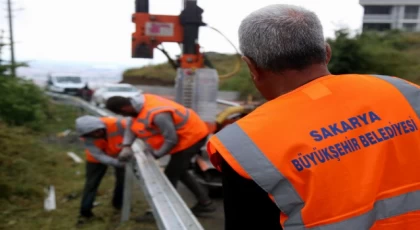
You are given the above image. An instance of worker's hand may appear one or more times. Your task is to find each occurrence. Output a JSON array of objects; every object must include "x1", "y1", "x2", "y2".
[
  {"x1": 118, "y1": 147, "x2": 134, "y2": 162},
  {"x1": 143, "y1": 147, "x2": 154, "y2": 157},
  {"x1": 115, "y1": 161, "x2": 126, "y2": 168},
  {"x1": 151, "y1": 150, "x2": 165, "y2": 160},
  {"x1": 144, "y1": 148, "x2": 162, "y2": 159}
]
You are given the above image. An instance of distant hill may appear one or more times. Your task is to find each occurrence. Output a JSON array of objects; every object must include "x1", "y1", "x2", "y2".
[
  {"x1": 121, "y1": 52, "x2": 259, "y2": 99},
  {"x1": 17, "y1": 60, "x2": 126, "y2": 88},
  {"x1": 122, "y1": 52, "x2": 243, "y2": 85}
]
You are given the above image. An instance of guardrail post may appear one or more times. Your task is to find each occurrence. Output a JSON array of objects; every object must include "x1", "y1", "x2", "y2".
[{"x1": 121, "y1": 161, "x2": 134, "y2": 222}]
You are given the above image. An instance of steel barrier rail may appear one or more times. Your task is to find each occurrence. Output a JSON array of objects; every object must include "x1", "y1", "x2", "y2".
[
  {"x1": 46, "y1": 92, "x2": 204, "y2": 230},
  {"x1": 216, "y1": 99, "x2": 241, "y2": 107}
]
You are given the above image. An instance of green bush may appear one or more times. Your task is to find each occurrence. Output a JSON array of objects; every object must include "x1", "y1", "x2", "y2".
[
  {"x1": 328, "y1": 29, "x2": 420, "y2": 83},
  {"x1": 0, "y1": 77, "x2": 49, "y2": 130},
  {"x1": 219, "y1": 64, "x2": 261, "y2": 99}
]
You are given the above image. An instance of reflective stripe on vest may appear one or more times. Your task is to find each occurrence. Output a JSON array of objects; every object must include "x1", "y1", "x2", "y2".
[
  {"x1": 372, "y1": 75, "x2": 420, "y2": 116},
  {"x1": 136, "y1": 106, "x2": 190, "y2": 138},
  {"x1": 214, "y1": 75, "x2": 420, "y2": 229}
]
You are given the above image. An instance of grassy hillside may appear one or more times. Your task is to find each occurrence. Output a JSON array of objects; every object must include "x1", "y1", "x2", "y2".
[
  {"x1": 123, "y1": 52, "x2": 259, "y2": 99},
  {"x1": 0, "y1": 104, "x2": 157, "y2": 230},
  {"x1": 0, "y1": 77, "x2": 156, "y2": 230},
  {"x1": 123, "y1": 52, "x2": 238, "y2": 85}
]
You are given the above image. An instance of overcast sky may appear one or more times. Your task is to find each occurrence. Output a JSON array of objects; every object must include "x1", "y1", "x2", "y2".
[{"x1": 0, "y1": 0, "x2": 363, "y2": 67}]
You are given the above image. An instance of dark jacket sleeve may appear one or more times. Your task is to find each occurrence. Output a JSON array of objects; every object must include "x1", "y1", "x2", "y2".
[{"x1": 221, "y1": 158, "x2": 283, "y2": 230}]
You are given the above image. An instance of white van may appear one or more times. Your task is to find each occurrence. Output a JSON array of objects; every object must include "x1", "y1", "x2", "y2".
[
  {"x1": 46, "y1": 73, "x2": 86, "y2": 95},
  {"x1": 91, "y1": 83, "x2": 142, "y2": 107}
]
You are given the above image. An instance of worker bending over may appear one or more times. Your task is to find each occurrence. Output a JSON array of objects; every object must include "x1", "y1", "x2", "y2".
[
  {"x1": 207, "y1": 4, "x2": 420, "y2": 230},
  {"x1": 106, "y1": 94, "x2": 216, "y2": 214},
  {"x1": 76, "y1": 115, "x2": 127, "y2": 225}
]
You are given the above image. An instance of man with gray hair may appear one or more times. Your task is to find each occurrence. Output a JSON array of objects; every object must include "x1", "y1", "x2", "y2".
[{"x1": 207, "y1": 4, "x2": 420, "y2": 230}]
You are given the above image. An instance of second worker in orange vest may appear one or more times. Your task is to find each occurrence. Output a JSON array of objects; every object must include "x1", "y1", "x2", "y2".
[
  {"x1": 75, "y1": 115, "x2": 128, "y2": 225},
  {"x1": 207, "y1": 4, "x2": 420, "y2": 230},
  {"x1": 105, "y1": 94, "x2": 216, "y2": 214}
]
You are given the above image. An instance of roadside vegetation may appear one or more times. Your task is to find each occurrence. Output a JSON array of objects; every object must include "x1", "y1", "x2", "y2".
[
  {"x1": 123, "y1": 30, "x2": 420, "y2": 99},
  {"x1": 0, "y1": 77, "x2": 156, "y2": 230}
]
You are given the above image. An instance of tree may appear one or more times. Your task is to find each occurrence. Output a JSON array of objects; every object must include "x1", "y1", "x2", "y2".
[
  {"x1": 0, "y1": 77, "x2": 49, "y2": 130},
  {"x1": 327, "y1": 29, "x2": 373, "y2": 74},
  {"x1": 328, "y1": 29, "x2": 420, "y2": 83}
]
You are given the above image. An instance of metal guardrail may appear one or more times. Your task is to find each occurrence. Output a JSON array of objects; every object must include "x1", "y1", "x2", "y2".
[
  {"x1": 46, "y1": 92, "x2": 204, "y2": 230},
  {"x1": 216, "y1": 99, "x2": 241, "y2": 107}
]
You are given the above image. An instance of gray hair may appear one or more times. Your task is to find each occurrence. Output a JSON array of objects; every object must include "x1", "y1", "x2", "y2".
[{"x1": 238, "y1": 4, "x2": 326, "y2": 72}]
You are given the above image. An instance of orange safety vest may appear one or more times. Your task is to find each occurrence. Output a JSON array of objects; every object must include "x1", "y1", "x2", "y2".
[
  {"x1": 207, "y1": 74, "x2": 420, "y2": 229},
  {"x1": 85, "y1": 117, "x2": 127, "y2": 163},
  {"x1": 131, "y1": 94, "x2": 209, "y2": 154}
]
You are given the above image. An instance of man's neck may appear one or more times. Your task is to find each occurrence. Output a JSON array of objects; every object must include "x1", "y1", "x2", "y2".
[{"x1": 271, "y1": 65, "x2": 331, "y2": 99}]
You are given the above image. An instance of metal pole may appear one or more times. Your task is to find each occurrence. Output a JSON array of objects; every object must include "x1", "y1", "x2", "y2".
[
  {"x1": 7, "y1": 0, "x2": 16, "y2": 77},
  {"x1": 180, "y1": 0, "x2": 202, "y2": 55},
  {"x1": 135, "y1": 0, "x2": 149, "y2": 13},
  {"x1": 121, "y1": 162, "x2": 134, "y2": 222},
  {"x1": 183, "y1": 0, "x2": 196, "y2": 9},
  {"x1": 0, "y1": 30, "x2": 4, "y2": 66}
]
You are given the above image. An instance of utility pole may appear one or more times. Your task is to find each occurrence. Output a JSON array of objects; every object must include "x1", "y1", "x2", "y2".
[
  {"x1": 7, "y1": 0, "x2": 16, "y2": 77},
  {"x1": 0, "y1": 30, "x2": 4, "y2": 66}
]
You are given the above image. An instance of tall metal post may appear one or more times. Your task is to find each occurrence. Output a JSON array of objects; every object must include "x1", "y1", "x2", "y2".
[
  {"x1": 180, "y1": 0, "x2": 202, "y2": 55},
  {"x1": 121, "y1": 161, "x2": 134, "y2": 222},
  {"x1": 7, "y1": 0, "x2": 16, "y2": 77},
  {"x1": 183, "y1": 0, "x2": 197, "y2": 8},
  {"x1": 0, "y1": 30, "x2": 4, "y2": 66},
  {"x1": 135, "y1": 0, "x2": 149, "y2": 13},
  {"x1": 175, "y1": 0, "x2": 219, "y2": 122}
]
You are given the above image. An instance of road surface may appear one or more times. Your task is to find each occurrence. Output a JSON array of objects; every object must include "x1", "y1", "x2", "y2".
[{"x1": 158, "y1": 153, "x2": 225, "y2": 230}]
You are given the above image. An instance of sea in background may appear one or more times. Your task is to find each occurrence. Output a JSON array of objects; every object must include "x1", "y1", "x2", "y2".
[
  {"x1": 12, "y1": 59, "x2": 241, "y2": 101},
  {"x1": 16, "y1": 60, "x2": 131, "y2": 89}
]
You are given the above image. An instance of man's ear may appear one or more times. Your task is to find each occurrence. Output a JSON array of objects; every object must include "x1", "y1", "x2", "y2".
[
  {"x1": 325, "y1": 43, "x2": 332, "y2": 65},
  {"x1": 242, "y1": 56, "x2": 260, "y2": 82}
]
